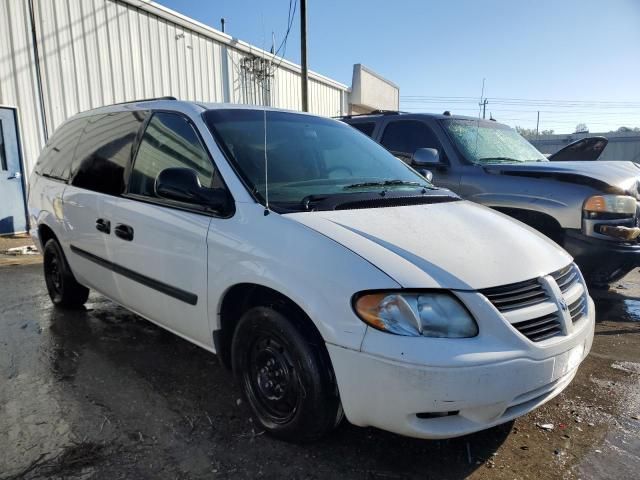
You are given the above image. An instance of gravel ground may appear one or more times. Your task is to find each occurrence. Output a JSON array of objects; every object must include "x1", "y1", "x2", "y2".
[
  {"x1": 0, "y1": 264, "x2": 638, "y2": 480},
  {"x1": 0, "y1": 234, "x2": 33, "y2": 252}
]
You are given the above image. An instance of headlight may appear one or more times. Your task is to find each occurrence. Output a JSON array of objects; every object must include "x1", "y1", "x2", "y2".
[
  {"x1": 353, "y1": 291, "x2": 478, "y2": 338},
  {"x1": 583, "y1": 195, "x2": 637, "y2": 215}
]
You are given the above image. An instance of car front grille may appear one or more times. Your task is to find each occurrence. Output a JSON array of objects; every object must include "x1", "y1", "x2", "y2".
[
  {"x1": 568, "y1": 294, "x2": 588, "y2": 323},
  {"x1": 480, "y1": 278, "x2": 548, "y2": 313},
  {"x1": 511, "y1": 312, "x2": 563, "y2": 342},
  {"x1": 552, "y1": 264, "x2": 580, "y2": 293},
  {"x1": 481, "y1": 263, "x2": 588, "y2": 343}
]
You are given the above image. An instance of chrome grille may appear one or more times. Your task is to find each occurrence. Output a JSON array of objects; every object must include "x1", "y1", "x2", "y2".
[
  {"x1": 480, "y1": 278, "x2": 548, "y2": 312},
  {"x1": 482, "y1": 262, "x2": 586, "y2": 343},
  {"x1": 568, "y1": 294, "x2": 588, "y2": 323},
  {"x1": 512, "y1": 313, "x2": 562, "y2": 342},
  {"x1": 551, "y1": 264, "x2": 580, "y2": 293}
]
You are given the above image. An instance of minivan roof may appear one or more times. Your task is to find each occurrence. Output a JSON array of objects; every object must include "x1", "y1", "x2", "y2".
[{"x1": 69, "y1": 98, "x2": 321, "y2": 121}]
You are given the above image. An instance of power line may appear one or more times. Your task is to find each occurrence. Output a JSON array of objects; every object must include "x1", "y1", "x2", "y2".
[
  {"x1": 400, "y1": 106, "x2": 640, "y2": 117},
  {"x1": 400, "y1": 95, "x2": 640, "y2": 106},
  {"x1": 268, "y1": 0, "x2": 298, "y2": 75}
]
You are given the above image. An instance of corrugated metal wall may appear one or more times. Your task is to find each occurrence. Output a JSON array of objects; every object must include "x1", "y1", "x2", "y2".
[
  {"x1": 0, "y1": 0, "x2": 349, "y2": 174},
  {"x1": 0, "y1": 0, "x2": 46, "y2": 176}
]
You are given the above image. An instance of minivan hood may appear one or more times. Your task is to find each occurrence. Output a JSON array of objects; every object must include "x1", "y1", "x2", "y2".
[
  {"x1": 286, "y1": 201, "x2": 572, "y2": 290},
  {"x1": 486, "y1": 160, "x2": 640, "y2": 194}
]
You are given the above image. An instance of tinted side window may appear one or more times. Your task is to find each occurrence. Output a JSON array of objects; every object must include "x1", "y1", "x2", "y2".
[
  {"x1": 380, "y1": 120, "x2": 443, "y2": 160},
  {"x1": 35, "y1": 118, "x2": 87, "y2": 180},
  {"x1": 128, "y1": 112, "x2": 215, "y2": 198},
  {"x1": 71, "y1": 111, "x2": 146, "y2": 195},
  {"x1": 349, "y1": 122, "x2": 375, "y2": 137}
]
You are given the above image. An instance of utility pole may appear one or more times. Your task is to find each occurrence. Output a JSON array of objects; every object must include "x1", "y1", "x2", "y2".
[
  {"x1": 478, "y1": 78, "x2": 487, "y2": 119},
  {"x1": 480, "y1": 98, "x2": 488, "y2": 119},
  {"x1": 220, "y1": 18, "x2": 225, "y2": 33},
  {"x1": 300, "y1": 0, "x2": 309, "y2": 112},
  {"x1": 536, "y1": 111, "x2": 540, "y2": 138}
]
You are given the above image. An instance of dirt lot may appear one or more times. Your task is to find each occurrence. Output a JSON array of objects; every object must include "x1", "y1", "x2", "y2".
[{"x1": 1, "y1": 262, "x2": 639, "y2": 480}]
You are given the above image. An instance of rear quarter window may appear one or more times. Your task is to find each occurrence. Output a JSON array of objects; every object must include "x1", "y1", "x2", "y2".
[
  {"x1": 35, "y1": 118, "x2": 88, "y2": 181},
  {"x1": 71, "y1": 111, "x2": 147, "y2": 195},
  {"x1": 348, "y1": 122, "x2": 376, "y2": 137}
]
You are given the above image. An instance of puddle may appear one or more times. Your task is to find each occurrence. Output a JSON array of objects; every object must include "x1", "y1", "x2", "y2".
[
  {"x1": 596, "y1": 298, "x2": 640, "y2": 323},
  {"x1": 577, "y1": 364, "x2": 640, "y2": 479},
  {"x1": 625, "y1": 300, "x2": 640, "y2": 321}
]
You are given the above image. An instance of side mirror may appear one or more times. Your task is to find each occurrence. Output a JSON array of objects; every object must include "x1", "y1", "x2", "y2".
[
  {"x1": 418, "y1": 169, "x2": 434, "y2": 182},
  {"x1": 412, "y1": 148, "x2": 441, "y2": 167},
  {"x1": 155, "y1": 168, "x2": 228, "y2": 212}
]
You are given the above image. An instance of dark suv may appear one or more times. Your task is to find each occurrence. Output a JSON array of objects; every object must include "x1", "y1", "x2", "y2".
[{"x1": 342, "y1": 111, "x2": 640, "y2": 286}]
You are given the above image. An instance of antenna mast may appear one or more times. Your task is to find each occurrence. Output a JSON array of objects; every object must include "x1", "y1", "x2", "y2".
[{"x1": 263, "y1": 91, "x2": 269, "y2": 215}]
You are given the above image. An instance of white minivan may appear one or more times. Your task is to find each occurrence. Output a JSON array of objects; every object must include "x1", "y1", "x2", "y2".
[{"x1": 29, "y1": 98, "x2": 595, "y2": 442}]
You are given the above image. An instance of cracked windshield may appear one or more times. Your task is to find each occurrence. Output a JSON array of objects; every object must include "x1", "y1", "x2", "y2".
[{"x1": 443, "y1": 119, "x2": 548, "y2": 165}]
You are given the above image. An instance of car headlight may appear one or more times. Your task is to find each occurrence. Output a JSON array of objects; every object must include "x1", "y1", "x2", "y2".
[
  {"x1": 353, "y1": 291, "x2": 478, "y2": 338},
  {"x1": 583, "y1": 195, "x2": 637, "y2": 216}
]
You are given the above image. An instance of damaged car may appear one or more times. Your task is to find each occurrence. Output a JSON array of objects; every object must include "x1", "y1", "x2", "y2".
[
  {"x1": 342, "y1": 113, "x2": 640, "y2": 286},
  {"x1": 546, "y1": 136, "x2": 608, "y2": 162},
  {"x1": 29, "y1": 99, "x2": 594, "y2": 442}
]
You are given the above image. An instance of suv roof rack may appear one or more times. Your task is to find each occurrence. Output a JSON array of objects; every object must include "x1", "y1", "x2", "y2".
[
  {"x1": 335, "y1": 110, "x2": 406, "y2": 120},
  {"x1": 111, "y1": 96, "x2": 177, "y2": 106}
]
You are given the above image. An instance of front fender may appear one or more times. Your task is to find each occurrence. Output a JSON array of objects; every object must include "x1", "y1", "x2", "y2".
[
  {"x1": 206, "y1": 203, "x2": 400, "y2": 351},
  {"x1": 460, "y1": 171, "x2": 604, "y2": 230}
]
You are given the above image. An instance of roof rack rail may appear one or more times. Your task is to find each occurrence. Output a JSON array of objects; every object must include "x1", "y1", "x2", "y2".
[
  {"x1": 111, "y1": 96, "x2": 177, "y2": 106},
  {"x1": 334, "y1": 109, "x2": 406, "y2": 120}
]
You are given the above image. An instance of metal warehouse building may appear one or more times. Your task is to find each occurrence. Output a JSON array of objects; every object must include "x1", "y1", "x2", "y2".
[
  {"x1": 0, "y1": 0, "x2": 398, "y2": 234},
  {"x1": 531, "y1": 131, "x2": 640, "y2": 163}
]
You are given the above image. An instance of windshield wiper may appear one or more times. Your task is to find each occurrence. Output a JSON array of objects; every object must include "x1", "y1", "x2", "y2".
[
  {"x1": 343, "y1": 180, "x2": 426, "y2": 190},
  {"x1": 476, "y1": 156, "x2": 522, "y2": 163}
]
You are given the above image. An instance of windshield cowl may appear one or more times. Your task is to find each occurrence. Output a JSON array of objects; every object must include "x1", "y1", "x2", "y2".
[
  {"x1": 475, "y1": 156, "x2": 548, "y2": 165},
  {"x1": 273, "y1": 188, "x2": 460, "y2": 214}
]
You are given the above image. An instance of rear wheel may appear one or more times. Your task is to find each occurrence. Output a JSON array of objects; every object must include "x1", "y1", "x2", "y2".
[
  {"x1": 43, "y1": 239, "x2": 89, "y2": 308},
  {"x1": 231, "y1": 306, "x2": 342, "y2": 442}
]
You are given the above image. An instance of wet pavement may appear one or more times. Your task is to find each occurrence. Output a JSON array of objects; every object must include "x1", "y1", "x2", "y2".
[{"x1": 1, "y1": 264, "x2": 639, "y2": 480}]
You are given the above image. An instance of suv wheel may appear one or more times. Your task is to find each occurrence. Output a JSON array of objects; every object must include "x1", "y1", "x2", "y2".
[
  {"x1": 43, "y1": 239, "x2": 90, "y2": 308},
  {"x1": 231, "y1": 306, "x2": 342, "y2": 442}
]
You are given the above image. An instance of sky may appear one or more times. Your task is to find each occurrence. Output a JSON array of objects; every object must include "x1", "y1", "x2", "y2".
[{"x1": 155, "y1": 0, "x2": 640, "y2": 134}]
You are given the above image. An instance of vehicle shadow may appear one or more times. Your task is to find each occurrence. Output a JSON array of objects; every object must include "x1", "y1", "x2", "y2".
[
  {"x1": 592, "y1": 288, "x2": 640, "y2": 324},
  {"x1": 41, "y1": 295, "x2": 511, "y2": 479}
]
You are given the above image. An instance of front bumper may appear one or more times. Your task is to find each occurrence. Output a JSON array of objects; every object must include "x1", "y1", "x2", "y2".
[
  {"x1": 328, "y1": 297, "x2": 595, "y2": 439},
  {"x1": 564, "y1": 230, "x2": 640, "y2": 283}
]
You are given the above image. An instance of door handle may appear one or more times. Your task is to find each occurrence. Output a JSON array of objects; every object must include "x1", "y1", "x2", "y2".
[
  {"x1": 8, "y1": 172, "x2": 22, "y2": 180},
  {"x1": 95, "y1": 218, "x2": 111, "y2": 234},
  {"x1": 114, "y1": 224, "x2": 134, "y2": 241}
]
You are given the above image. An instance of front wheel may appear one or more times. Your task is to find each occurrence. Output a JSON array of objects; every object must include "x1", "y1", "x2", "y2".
[
  {"x1": 43, "y1": 239, "x2": 90, "y2": 308},
  {"x1": 231, "y1": 306, "x2": 342, "y2": 442}
]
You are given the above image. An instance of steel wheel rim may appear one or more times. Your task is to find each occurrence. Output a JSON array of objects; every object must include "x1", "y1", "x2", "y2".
[
  {"x1": 243, "y1": 333, "x2": 301, "y2": 425},
  {"x1": 45, "y1": 251, "x2": 63, "y2": 295}
]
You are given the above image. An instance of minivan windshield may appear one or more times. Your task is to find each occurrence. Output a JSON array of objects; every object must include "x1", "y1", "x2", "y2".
[
  {"x1": 204, "y1": 109, "x2": 433, "y2": 209},
  {"x1": 442, "y1": 119, "x2": 548, "y2": 165}
]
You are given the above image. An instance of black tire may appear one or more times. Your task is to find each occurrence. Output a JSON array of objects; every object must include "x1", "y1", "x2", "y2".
[
  {"x1": 231, "y1": 306, "x2": 342, "y2": 442},
  {"x1": 43, "y1": 238, "x2": 90, "y2": 308}
]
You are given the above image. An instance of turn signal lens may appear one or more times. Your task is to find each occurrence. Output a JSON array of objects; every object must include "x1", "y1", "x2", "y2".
[{"x1": 584, "y1": 195, "x2": 636, "y2": 215}]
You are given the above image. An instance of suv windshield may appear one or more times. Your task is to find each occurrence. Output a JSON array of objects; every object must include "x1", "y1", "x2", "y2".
[
  {"x1": 204, "y1": 109, "x2": 432, "y2": 208},
  {"x1": 442, "y1": 119, "x2": 547, "y2": 165}
]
